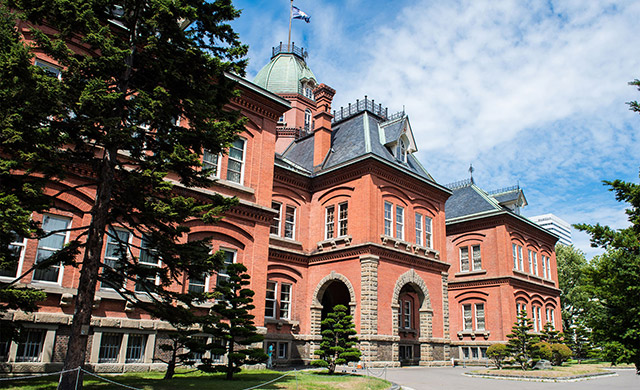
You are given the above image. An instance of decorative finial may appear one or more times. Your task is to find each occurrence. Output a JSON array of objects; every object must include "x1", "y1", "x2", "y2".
[{"x1": 469, "y1": 163, "x2": 474, "y2": 184}]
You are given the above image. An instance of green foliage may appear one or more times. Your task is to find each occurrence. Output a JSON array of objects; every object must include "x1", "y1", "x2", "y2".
[
  {"x1": 532, "y1": 342, "x2": 552, "y2": 362},
  {"x1": 486, "y1": 343, "x2": 509, "y2": 369},
  {"x1": 201, "y1": 263, "x2": 266, "y2": 380},
  {"x1": 556, "y1": 244, "x2": 592, "y2": 332},
  {"x1": 311, "y1": 304, "x2": 361, "y2": 375},
  {"x1": 506, "y1": 311, "x2": 541, "y2": 370},
  {"x1": 539, "y1": 322, "x2": 563, "y2": 344},
  {"x1": 570, "y1": 322, "x2": 594, "y2": 363},
  {"x1": 550, "y1": 343, "x2": 572, "y2": 366},
  {"x1": 575, "y1": 170, "x2": 640, "y2": 375}
]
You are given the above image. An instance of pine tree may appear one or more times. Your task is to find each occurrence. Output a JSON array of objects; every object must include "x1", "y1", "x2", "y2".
[
  {"x1": 0, "y1": 0, "x2": 248, "y2": 388},
  {"x1": 311, "y1": 304, "x2": 361, "y2": 375},
  {"x1": 201, "y1": 263, "x2": 266, "y2": 380},
  {"x1": 506, "y1": 311, "x2": 540, "y2": 370}
]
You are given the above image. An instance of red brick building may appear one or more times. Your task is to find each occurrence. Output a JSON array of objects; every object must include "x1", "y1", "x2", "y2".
[{"x1": 0, "y1": 41, "x2": 561, "y2": 372}]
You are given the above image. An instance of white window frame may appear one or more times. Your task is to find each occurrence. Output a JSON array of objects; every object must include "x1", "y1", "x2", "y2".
[
  {"x1": 471, "y1": 245, "x2": 481, "y2": 271},
  {"x1": 415, "y1": 213, "x2": 423, "y2": 247},
  {"x1": 34, "y1": 59, "x2": 62, "y2": 80},
  {"x1": 384, "y1": 201, "x2": 393, "y2": 236},
  {"x1": 33, "y1": 214, "x2": 71, "y2": 284},
  {"x1": 215, "y1": 248, "x2": 236, "y2": 287},
  {"x1": 304, "y1": 109, "x2": 312, "y2": 132},
  {"x1": 279, "y1": 283, "x2": 292, "y2": 320},
  {"x1": 265, "y1": 281, "x2": 277, "y2": 319},
  {"x1": 277, "y1": 342, "x2": 289, "y2": 359},
  {"x1": 135, "y1": 235, "x2": 161, "y2": 292},
  {"x1": 325, "y1": 205, "x2": 335, "y2": 240},
  {"x1": 545, "y1": 256, "x2": 552, "y2": 280},
  {"x1": 518, "y1": 245, "x2": 524, "y2": 270},
  {"x1": 226, "y1": 137, "x2": 246, "y2": 184},
  {"x1": 460, "y1": 247, "x2": 469, "y2": 272},
  {"x1": 101, "y1": 228, "x2": 132, "y2": 290},
  {"x1": 424, "y1": 216, "x2": 432, "y2": 248},
  {"x1": 528, "y1": 250, "x2": 534, "y2": 274},
  {"x1": 475, "y1": 303, "x2": 485, "y2": 330},
  {"x1": 284, "y1": 205, "x2": 296, "y2": 240},
  {"x1": 462, "y1": 304, "x2": 472, "y2": 330},
  {"x1": 532, "y1": 251, "x2": 538, "y2": 276},
  {"x1": 338, "y1": 202, "x2": 348, "y2": 237},
  {"x1": 395, "y1": 205, "x2": 404, "y2": 240},
  {"x1": 512, "y1": 243, "x2": 518, "y2": 269},
  {"x1": 270, "y1": 202, "x2": 282, "y2": 236},
  {"x1": 203, "y1": 149, "x2": 221, "y2": 178},
  {"x1": 0, "y1": 235, "x2": 27, "y2": 280},
  {"x1": 541, "y1": 254, "x2": 548, "y2": 279},
  {"x1": 403, "y1": 300, "x2": 412, "y2": 329}
]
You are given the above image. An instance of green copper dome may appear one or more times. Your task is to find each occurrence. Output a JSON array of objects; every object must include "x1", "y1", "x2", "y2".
[{"x1": 254, "y1": 44, "x2": 317, "y2": 94}]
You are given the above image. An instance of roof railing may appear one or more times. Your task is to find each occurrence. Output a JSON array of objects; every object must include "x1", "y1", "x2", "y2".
[
  {"x1": 444, "y1": 178, "x2": 473, "y2": 190},
  {"x1": 272, "y1": 42, "x2": 308, "y2": 59},
  {"x1": 487, "y1": 184, "x2": 520, "y2": 195},
  {"x1": 332, "y1": 96, "x2": 404, "y2": 124}
]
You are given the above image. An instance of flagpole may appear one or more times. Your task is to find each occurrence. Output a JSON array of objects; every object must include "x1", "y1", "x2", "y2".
[{"x1": 287, "y1": 0, "x2": 293, "y2": 51}]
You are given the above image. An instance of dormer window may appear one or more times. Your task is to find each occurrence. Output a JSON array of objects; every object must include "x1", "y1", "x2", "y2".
[
  {"x1": 304, "y1": 109, "x2": 312, "y2": 132},
  {"x1": 396, "y1": 138, "x2": 408, "y2": 163},
  {"x1": 304, "y1": 87, "x2": 314, "y2": 100}
]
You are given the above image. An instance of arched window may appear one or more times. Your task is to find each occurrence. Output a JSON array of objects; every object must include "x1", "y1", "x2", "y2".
[
  {"x1": 396, "y1": 138, "x2": 407, "y2": 163},
  {"x1": 304, "y1": 109, "x2": 312, "y2": 132},
  {"x1": 304, "y1": 87, "x2": 314, "y2": 100}
]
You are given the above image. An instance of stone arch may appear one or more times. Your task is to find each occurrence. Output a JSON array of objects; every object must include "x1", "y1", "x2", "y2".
[
  {"x1": 310, "y1": 271, "x2": 357, "y2": 336},
  {"x1": 391, "y1": 269, "x2": 434, "y2": 364}
]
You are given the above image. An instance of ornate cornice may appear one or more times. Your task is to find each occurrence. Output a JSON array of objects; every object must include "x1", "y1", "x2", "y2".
[{"x1": 449, "y1": 275, "x2": 561, "y2": 296}]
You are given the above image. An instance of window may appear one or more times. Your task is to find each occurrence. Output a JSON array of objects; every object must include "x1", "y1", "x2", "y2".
[
  {"x1": 544, "y1": 255, "x2": 552, "y2": 279},
  {"x1": 395, "y1": 205, "x2": 404, "y2": 239},
  {"x1": 462, "y1": 304, "x2": 472, "y2": 330},
  {"x1": 99, "y1": 333, "x2": 122, "y2": 363},
  {"x1": 270, "y1": 202, "x2": 282, "y2": 236},
  {"x1": 415, "y1": 214, "x2": 432, "y2": 248},
  {"x1": 475, "y1": 303, "x2": 485, "y2": 330},
  {"x1": 1, "y1": 234, "x2": 26, "y2": 278},
  {"x1": 402, "y1": 300, "x2": 412, "y2": 329},
  {"x1": 546, "y1": 308, "x2": 555, "y2": 329},
  {"x1": 384, "y1": 202, "x2": 393, "y2": 236},
  {"x1": 278, "y1": 114, "x2": 285, "y2": 124},
  {"x1": 215, "y1": 249, "x2": 235, "y2": 286},
  {"x1": 284, "y1": 205, "x2": 296, "y2": 239},
  {"x1": 33, "y1": 215, "x2": 71, "y2": 283},
  {"x1": 532, "y1": 305, "x2": 542, "y2": 332},
  {"x1": 338, "y1": 202, "x2": 348, "y2": 237},
  {"x1": 226, "y1": 138, "x2": 246, "y2": 184},
  {"x1": 471, "y1": 347, "x2": 479, "y2": 359},
  {"x1": 399, "y1": 345, "x2": 413, "y2": 360},
  {"x1": 280, "y1": 283, "x2": 292, "y2": 320},
  {"x1": 518, "y1": 246, "x2": 524, "y2": 270},
  {"x1": 415, "y1": 213, "x2": 423, "y2": 246},
  {"x1": 460, "y1": 245, "x2": 481, "y2": 272},
  {"x1": 512, "y1": 244, "x2": 518, "y2": 269},
  {"x1": 203, "y1": 149, "x2": 220, "y2": 177},
  {"x1": 304, "y1": 109, "x2": 312, "y2": 132},
  {"x1": 541, "y1": 254, "x2": 547, "y2": 279},
  {"x1": 188, "y1": 273, "x2": 207, "y2": 293},
  {"x1": 189, "y1": 336, "x2": 207, "y2": 363},
  {"x1": 265, "y1": 281, "x2": 277, "y2": 318},
  {"x1": 325, "y1": 205, "x2": 335, "y2": 239},
  {"x1": 516, "y1": 302, "x2": 527, "y2": 317},
  {"x1": 126, "y1": 334, "x2": 147, "y2": 363},
  {"x1": 304, "y1": 86, "x2": 314, "y2": 100},
  {"x1": 135, "y1": 235, "x2": 160, "y2": 292},
  {"x1": 424, "y1": 216, "x2": 432, "y2": 248},
  {"x1": 277, "y1": 342, "x2": 288, "y2": 359},
  {"x1": 101, "y1": 228, "x2": 131, "y2": 290},
  {"x1": 15, "y1": 329, "x2": 45, "y2": 362},
  {"x1": 396, "y1": 138, "x2": 407, "y2": 162},
  {"x1": 512, "y1": 244, "x2": 524, "y2": 271},
  {"x1": 532, "y1": 251, "x2": 538, "y2": 276},
  {"x1": 35, "y1": 59, "x2": 61, "y2": 79}
]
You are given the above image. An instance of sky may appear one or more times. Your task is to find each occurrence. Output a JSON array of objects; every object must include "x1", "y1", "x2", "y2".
[{"x1": 230, "y1": 0, "x2": 640, "y2": 259}]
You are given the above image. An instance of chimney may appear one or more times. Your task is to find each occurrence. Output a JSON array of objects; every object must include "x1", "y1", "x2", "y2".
[{"x1": 312, "y1": 83, "x2": 336, "y2": 167}]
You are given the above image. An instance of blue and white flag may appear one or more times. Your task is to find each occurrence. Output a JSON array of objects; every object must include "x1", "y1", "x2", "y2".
[{"x1": 292, "y1": 6, "x2": 310, "y2": 23}]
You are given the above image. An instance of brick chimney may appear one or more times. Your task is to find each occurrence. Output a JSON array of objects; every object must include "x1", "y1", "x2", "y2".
[{"x1": 312, "y1": 84, "x2": 336, "y2": 167}]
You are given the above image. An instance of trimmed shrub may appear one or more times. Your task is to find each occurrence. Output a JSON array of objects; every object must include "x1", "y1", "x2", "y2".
[
  {"x1": 550, "y1": 343, "x2": 572, "y2": 366},
  {"x1": 533, "y1": 341, "x2": 552, "y2": 362},
  {"x1": 487, "y1": 343, "x2": 510, "y2": 369}
]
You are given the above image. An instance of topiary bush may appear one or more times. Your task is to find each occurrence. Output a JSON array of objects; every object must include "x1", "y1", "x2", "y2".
[
  {"x1": 550, "y1": 343, "x2": 572, "y2": 366},
  {"x1": 486, "y1": 343, "x2": 510, "y2": 369},
  {"x1": 532, "y1": 341, "x2": 552, "y2": 362}
]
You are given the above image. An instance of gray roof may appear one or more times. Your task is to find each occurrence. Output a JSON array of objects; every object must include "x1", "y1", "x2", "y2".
[
  {"x1": 279, "y1": 111, "x2": 436, "y2": 183},
  {"x1": 445, "y1": 184, "x2": 502, "y2": 220}
]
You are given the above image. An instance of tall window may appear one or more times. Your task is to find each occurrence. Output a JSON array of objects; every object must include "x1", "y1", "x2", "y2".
[
  {"x1": 415, "y1": 213, "x2": 423, "y2": 246},
  {"x1": 280, "y1": 283, "x2": 292, "y2": 320},
  {"x1": 395, "y1": 205, "x2": 404, "y2": 240},
  {"x1": 415, "y1": 214, "x2": 433, "y2": 248},
  {"x1": 304, "y1": 86, "x2": 314, "y2": 100},
  {"x1": 402, "y1": 299, "x2": 412, "y2": 329},
  {"x1": 33, "y1": 215, "x2": 71, "y2": 283},
  {"x1": 541, "y1": 254, "x2": 547, "y2": 279},
  {"x1": 99, "y1": 333, "x2": 122, "y2": 363},
  {"x1": 518, "y1": 246, "x2": 524, "y2": 270},
  {"x1": 384, "y1": 202, "x2": 393, "y2": 236},
  {"x1": 396, "y1": 138, "x2": 407, "y2": 162},
  {"x1": 126, "y1": 334, "x2": 147, "y2": 363},
  {"x1": 532, "y1": 251, "x2": 538, "y2": 275},
  {"x1": 15, "y1": 329, "x2": 45, "y2": 362},
  {"x1": 270, "y1": 202, "x2": 282, "y2": 236},
  {"x1": 135, "y1": 235, "x2": 160, "y2": 292},
  {"x1": 0, "y1": 234, "x2": 26, "y2": 278},
  {"x1": 325, "y1": 205, "x2": 335, "y2": 239},
  {"x1": 462, "y1": 304, "x2": 472, "y2": 330},
  {"x1": 546, "y1": 308, "x2": 555, "y2": 329},
  {"x1": 512, "y1": 244, "x2": 518, "y2": 269},
  {"x1": 304, "y1": 109, "x2": 312, "y2": 132},
  {"x1": 226, "y1": 138, "x2": 246, "y2": 184},
  {"x1": 460, "y1": 245, "x2": 481, "y2": 272},
  {"x1": 215, "y1": 249, "x2": 235, "y2": 286},
  {"x1": 101, "y1": 228, "x2": 131, "y2": 290},
  {"x1": 424, "y1": 216, "x2": 432, "y2": 248},
  {"x1": 338, "y1": 202, "x2": 348, "y2": 237},
  {"x1": 265, "y1": 281, "x2": 277, "y2": 318},
  {"x1": 544, "y1": 256, "x2": 551, "y2": 279},
  {"x1": 284, "y1": 206, "x2": 296, "y2": 239},
  {"x1": 475, "y1": 303, "x2": 485, "y2": 330},
  {"x1": 532, "y1": 305, "x2": 542, "y2": 332},
  {"x1": 516, "y1": 302, "x2": 527, "y2": 317},
  {"x1": 202, "y1": 150, "x2": 220, "y2": 177}
]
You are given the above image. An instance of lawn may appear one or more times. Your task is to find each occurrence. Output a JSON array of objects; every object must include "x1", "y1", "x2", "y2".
[
  {"x1": 471, "y1": 363, "x2": 620, "y2": 378},
  {"x1": 0, "y1": 369, "x2": 390, "y2": 390}
]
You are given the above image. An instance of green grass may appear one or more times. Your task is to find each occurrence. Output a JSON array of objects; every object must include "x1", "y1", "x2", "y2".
[
  {"x1": 0, "y1": 369, "x2": 390, "y2": 390},
  {"x1": 472, "y1": 362, "x2": 620, "y2": 378}
]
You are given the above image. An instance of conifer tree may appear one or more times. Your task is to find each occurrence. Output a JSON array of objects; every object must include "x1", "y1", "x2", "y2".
[
  {"x1": 201, "y1": 263, "x2": 266, "y2": 380},
  {"x1": 506, "y1": 311, "x2": 540, "y2": 370},
  {"x1": 0, "y1": 0, "x2": 249, "y2": 388},
  {"x1": 311, "y1": 304, "x2": 361, "y2": 375}
]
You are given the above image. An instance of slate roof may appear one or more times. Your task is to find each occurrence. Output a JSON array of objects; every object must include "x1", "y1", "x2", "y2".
[
  {"x1": 445, "y1": 184, "x2": 502, "y2": 220},
  {"x1": 279, "y1": 110, "x2": 438, "y2": 184}
]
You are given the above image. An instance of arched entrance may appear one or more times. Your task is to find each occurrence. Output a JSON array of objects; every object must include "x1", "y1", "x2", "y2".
[
  {"x1": 310, "y1": 272, "x2": 357, "y2": 336},
  {"x1": 391, "y1": 269, "x2": 433, "y2": 365}
]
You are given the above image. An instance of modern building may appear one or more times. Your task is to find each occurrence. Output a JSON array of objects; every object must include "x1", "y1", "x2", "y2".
[
  {"x1": 0, "y1": 33, "x2": 561, "y2": 372},
  {"x1": 529, "y1": 214, "x2": 572, "y2": 246}
]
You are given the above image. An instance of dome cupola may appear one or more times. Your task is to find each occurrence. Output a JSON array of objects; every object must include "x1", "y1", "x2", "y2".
[{"x1": 254, "y1": 42, "x2": 317, "y2": 97}]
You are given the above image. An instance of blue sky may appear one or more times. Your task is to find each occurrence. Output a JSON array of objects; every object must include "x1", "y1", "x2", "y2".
[{"x1": 230, "y1": 0, "x2": 640, "y2": 258}]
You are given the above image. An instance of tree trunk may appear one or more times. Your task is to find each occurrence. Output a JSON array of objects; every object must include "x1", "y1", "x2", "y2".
[
  {"x1": 226, "y1": 341, "x2": 234, "y2": 380},
  {"x1": 58, "y1": 150, "x2": 116, "y2": 390},
  {"x1": 164, "y1": 341, "x2": 178, "y2": 380}
]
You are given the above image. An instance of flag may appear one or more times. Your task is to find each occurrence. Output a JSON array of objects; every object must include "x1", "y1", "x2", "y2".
[{"x1": 292, "y1": 6, "x2": 310, "y2": 23}]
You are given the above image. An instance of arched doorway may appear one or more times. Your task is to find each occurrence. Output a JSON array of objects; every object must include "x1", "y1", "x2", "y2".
[
  {"x1": 320, "y1": 280, "x2": 351, "y2": 319},
  {"x1": 310, "y1": 272, "x2": 356, "y2": 336}
]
